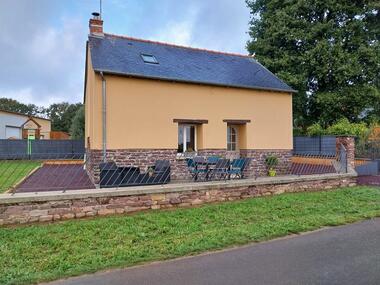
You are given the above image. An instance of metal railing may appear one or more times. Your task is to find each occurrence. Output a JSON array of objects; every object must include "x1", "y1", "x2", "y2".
[
  {"x1": 289, "y1": 149, "x2": 347, "y2": 176},
  {"x1": 0, "y1": 150, "x2": 349, "y2": 194},
  {"x1": 356, "y1": 141, "x2": 380, "y2": 160},
  {"x1": 0, "y1": 153, "x2": 91, "y2": 194}
]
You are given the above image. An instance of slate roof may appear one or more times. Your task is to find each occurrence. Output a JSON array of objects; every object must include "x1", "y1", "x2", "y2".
[{"x1": 88, "y1": 34, "x2": 295, "y2": 93}]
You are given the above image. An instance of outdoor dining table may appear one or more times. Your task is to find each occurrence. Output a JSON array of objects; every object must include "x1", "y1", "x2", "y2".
[{"x1": 193, "y1": 158, "x2": 218, "y2": 181}]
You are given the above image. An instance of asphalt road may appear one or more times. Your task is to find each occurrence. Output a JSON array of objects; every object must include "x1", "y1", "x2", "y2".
[{"x1": 44, "y1": 218, "x2": 380, "y2": 285}]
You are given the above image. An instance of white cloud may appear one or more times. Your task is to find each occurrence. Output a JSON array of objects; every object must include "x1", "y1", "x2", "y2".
[
  {"x1": 0, "y1": 88, "x2": 35, "y2": 105},
  {"x1": 150, "y1": 21, "x2": 194, "y2": 46},
  {"x1": 0, "y1": 4, "x2": 87, "y2": 106},
  {"x1": 0, "y1": 0, "x2": 251, "y2": 107},
  {"x1": 0, "y1": 87, "x2": 81, "y2": 107}
]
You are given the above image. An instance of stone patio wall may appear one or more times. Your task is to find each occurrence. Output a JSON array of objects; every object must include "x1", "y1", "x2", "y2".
[{"x1": 0, "y1": 173, "x2": 356, "y2": 226}]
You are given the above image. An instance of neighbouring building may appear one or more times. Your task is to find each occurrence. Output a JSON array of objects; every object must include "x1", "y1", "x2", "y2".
[
  {"x1": 84, "y1": 13, "x2": 296, "y2": 183},
  {"x1": 0, "y1": 109, "x2": 51, "y2": 140}
]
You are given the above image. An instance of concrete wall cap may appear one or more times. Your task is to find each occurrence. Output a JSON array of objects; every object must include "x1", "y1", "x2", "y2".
[{"x1": 0, "y1": 173, "x2": 356, "y2": 205}]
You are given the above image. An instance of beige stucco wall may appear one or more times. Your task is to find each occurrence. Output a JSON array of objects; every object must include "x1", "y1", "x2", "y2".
[
  {"x1": 35, "y1": 118, "x2": 51, "y2": 134},
  {"x1": 85, "y1": 47, "x2": 103, "y2": 148},
  {"x1": 85, "y1": 60, "x2": 293, "y2": 151}
]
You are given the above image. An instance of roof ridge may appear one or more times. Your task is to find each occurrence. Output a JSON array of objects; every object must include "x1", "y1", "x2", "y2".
[
  {"x1": 0, "y1": 109, "x2": 50, "y2": 121},
  {"x1": 103, "y1": 33, "x2": 253, "y2": 59}
]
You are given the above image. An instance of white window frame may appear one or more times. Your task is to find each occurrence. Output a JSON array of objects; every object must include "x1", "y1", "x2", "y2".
[
  {"x1": 227, "y1": 125, "x2": 238, "y2": 151},
  {"x1": 178, "y1": 124, "x2": 197, "y2": 153}
]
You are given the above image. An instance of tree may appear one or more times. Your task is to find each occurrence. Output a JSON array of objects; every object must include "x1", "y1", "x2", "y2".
[
  {"x1": 246, "y1": 0, "x2": 380, "y2": 128},
  {"x1": 70, "y1": 106, "x2": 85, "y2": 139},
  {"x1": 0, "y1": 98, "x2": 44, "y2": 116},
  {"x1": 45, "y1": 103, "x2": 83, "y2": 133}
]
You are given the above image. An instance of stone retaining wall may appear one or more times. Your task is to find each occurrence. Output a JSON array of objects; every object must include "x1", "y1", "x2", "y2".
[
  {"x1": 0, "y1": 174, "x2": 356, "y2": 226},
  {"x1": 240, "y1": 149, "x2": 292, "y2": 177}
]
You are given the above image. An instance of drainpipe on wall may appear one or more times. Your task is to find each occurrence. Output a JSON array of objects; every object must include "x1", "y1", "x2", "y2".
[{"x1": 100, "y1": 71, "x2": 107, "y2": 162}]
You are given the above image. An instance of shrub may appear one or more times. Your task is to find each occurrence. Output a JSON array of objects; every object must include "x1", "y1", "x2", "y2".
[
  {"x1": 265, "y1": 155, "x2": 279, "y2": 169},
  {"x1": 305, "y1": 118, "x2": 370, "y2": 139},
  {"x1": 293, "y1": 127, "x2": 305, "y2": 136},
  {"x1": 306, "y1": 123, "x2": 324, "y2": 136},
  {"x1": 325, "y1": 118, "x2": 369, "y2": 138}
]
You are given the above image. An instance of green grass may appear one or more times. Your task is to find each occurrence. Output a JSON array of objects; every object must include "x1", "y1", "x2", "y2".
[
  {"x1": 0, "y1": 160, "x2": 41, "y2": 193},
  {"x1": 1, "y1": 186, "x2": 379, "y2": 285}
]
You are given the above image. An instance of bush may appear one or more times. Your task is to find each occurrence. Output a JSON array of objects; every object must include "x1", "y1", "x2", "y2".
[
  {"x1": 305, "y1": 118, "x2": 370, "y2": 139},
  {"x1": 265, "y1": 155, "x2": 279, "y2": 169},
  {"x1": 293, "y1": 127, "x2": 305, "y2": 136},
  {"x1": 306, "y1": 123, "x2": 324, "y2": 136},
  {"x1": 325, "y1": 118, "x2": 369, "y2": 138}
]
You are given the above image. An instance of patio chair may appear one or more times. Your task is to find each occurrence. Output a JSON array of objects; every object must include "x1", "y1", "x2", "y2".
[
  {"x1": 186, "y1": 158, "x2": 197, "y2": 179},
  {"x1": 208, "y1": 159, "x2": 231, "y2": 180},
  {"x1": 118, "y1": 166, "x2": 141, "y2": 186},
  {"x1": 228, "y1": 158, "x2": 249, "y2": 179},
  {"x1": 206, "y1": 156, "x2": 220, "y2": 173},
  {"x1": 99, "y1": 162, "x2": 120, "y2": 187},
  {"x1": 192, "y1": 156, "x2": 209, "y2": 181},
  {"x1": 138, "y1": 160, "x2": 171, "y2": 185},
  {"x1": 150, "y1": 160, "x2": 171, "y2": 184},
  {"x1": 207, "y1": 156, "x2": 220, "y2": 164}
]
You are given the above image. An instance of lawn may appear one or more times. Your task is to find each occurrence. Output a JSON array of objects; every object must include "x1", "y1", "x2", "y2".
[
  {"x1": 0, "y1": 186, "x2": 379, "y2": 285},
  {"x1": 0, "y1": 160, "x2": 41, "y2": 193}
]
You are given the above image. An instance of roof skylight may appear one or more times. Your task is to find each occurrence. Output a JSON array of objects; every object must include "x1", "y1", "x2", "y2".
[{"x1": 141, "y1": 54, "x2": 158, "y2": 64}]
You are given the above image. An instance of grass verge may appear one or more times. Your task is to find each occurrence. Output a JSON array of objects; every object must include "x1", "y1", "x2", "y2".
[
  {"x1": 0, "y1": 186, "x2": 379, "y2": 285},
  {"x1": 0, "y1": 160, "x2": 41, "y2": 193}
]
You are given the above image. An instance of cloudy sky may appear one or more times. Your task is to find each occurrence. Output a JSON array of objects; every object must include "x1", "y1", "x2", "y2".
[{"x1": 0, "y1": 0, "x2": 251, "y2": 106}]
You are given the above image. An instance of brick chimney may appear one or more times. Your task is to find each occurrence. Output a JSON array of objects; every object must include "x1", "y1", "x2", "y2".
[{"x1": 89, "y1": 12, "x2": 103, "y2": 36}]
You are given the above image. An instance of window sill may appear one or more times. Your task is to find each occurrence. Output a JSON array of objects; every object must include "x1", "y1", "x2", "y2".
[{"x1": 176, "y1": 152, "x2": 197, "y2": 160}]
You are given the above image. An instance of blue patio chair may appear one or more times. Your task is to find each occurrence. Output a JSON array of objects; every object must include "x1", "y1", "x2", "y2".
[
  {"x1": 206, "y1": 156, "x2": 220, "y2": 173},
  {"x1": 207, "y1": 156, "x2": 220, "y2": 164},
  {"x1": 186, "y1": 158, "x2": 196, "y2": 178},
  {"x1": 187, "y1": 157, "x2": 208, "y2": 181},
  {"x1": 209, "y1": 159, "x2": 230, "y2": 180},
  {"x1": 228, "y1": 158, "x2": 248, "y2": 179}
]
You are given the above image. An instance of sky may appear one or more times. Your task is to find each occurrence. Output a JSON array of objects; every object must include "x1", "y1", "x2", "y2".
[{"x1": 0, "y1": 0, "x2": 251, "y2": 107}]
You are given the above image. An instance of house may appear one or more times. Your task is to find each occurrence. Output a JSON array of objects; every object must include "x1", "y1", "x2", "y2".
[
  {"x1": 84, "y1": 13, "x2": 295, "y2": 183},
  {"x1": 0, "y1": 109, "x2": 51, "y2": 139}
]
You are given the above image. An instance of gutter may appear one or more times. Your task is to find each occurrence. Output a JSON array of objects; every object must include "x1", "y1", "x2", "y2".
[
  {"x1": 94, "y1": 69, "x2": 298, "y2": 94},
  {"x1": 100, "y1": 71, "x2": 107, "y2": 162}
]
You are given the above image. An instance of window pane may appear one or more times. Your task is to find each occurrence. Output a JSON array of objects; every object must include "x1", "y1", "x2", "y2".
[
  {"x1": 186, "y1": 126, "x2": 196, "y2": 152},
  {"x1": 227, "y1": 126, "x2": 238, "y2": 151},
  {"x1": 141, "y1": 54, "x2": 158, "y2": 64},
  {"x1": 178, "y1": 126, "x2": 184, "y2": 153}
]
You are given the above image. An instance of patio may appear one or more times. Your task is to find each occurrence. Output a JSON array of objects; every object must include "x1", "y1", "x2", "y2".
[
  {"x1": 0, "y1": 151, "x2": 348, "y2": 193},
  {"x1": 15, "y1": 164, "x2": 95, "y2": 193},
  {"x1": 0, "y1": 135, "x2": 354, "y2": 194}
]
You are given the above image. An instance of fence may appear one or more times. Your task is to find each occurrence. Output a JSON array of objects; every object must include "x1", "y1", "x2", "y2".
[
  {"x1": 0, "y1": 139, "x2": 85, "y2": 159},
  {"x1": 355, "y1": 160, "x2": 379, "y2": 176},
  {"x1": 293, "y1": 136, "x2": 336, "y2": 156},
  {"x1": 355, "y1": 141, "x2": 380, "y2": 160},
  {"x1": 0, "y1": 149, "x2": 349, "y2": 193}
]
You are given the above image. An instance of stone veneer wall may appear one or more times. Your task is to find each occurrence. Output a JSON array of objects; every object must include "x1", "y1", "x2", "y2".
[
  {"x1": 240, "y1": 149, "x2": 292, "y2": 178},
  {"x1": 0, "y1": 174, "x2": 356, "y2": 226},
  {"x1": 86, "y1": 148, "x2": 293, "y2": 184},
  {"x1": 86, "y1": 149, "x2": 191, "y2": 183}
]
